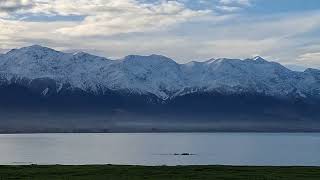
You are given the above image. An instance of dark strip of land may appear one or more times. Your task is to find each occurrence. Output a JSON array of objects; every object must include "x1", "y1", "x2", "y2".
[{"x1": 0, "y1": 165, "x2": 319, "y2": 180}]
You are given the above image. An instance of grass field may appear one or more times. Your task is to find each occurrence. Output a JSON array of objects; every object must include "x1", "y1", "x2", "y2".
[{"x1": 0, "y1": 165, "x2": 319, "y2": 180}]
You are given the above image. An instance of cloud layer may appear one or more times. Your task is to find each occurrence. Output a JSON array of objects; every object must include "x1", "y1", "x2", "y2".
[
  {"x1": 55, "y1": 1, "x2": 211, "y2": 36},
  {"x1": 0, "y1": 0, "x2": 320, "y2": 68}
]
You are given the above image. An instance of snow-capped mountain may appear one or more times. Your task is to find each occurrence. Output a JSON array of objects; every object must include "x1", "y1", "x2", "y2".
[
  {"x1": 1, "y1": 45, "x2": 320, "y2": 133},
  {"x1": 0, "y1": 45, "x2": 320, "y2": 100}
]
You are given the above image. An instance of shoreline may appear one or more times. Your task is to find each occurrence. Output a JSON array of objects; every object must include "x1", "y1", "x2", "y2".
[
  {"x1": 1, "y1": 131, "x2": 320, "y2": 134},
  {"x1": 0, "y1": 165, "x2": 319, "y2": 179}
]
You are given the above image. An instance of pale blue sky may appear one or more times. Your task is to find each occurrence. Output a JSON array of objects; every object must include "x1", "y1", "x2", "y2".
[{"x1": 0, "y1": 0, "x2": 320, "y2": 68}]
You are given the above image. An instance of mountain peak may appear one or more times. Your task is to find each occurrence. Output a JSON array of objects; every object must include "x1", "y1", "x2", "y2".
[
  {"x1": 123, "y1": 54, "x2": 176, "y2": 65},
  {"x1": 304, "y1": 68, "x2": 320, "y2": 74},
  {"x1": 73, "y1": 51, "x2": 98, "y2": 58},
  {"x1": 3, "y1": 45, "x2": 62, "y2": 61},
  {"x1": 9, "y1": 45, "x2": 61, "y2": 56},
  {"x1": 204, "y1": 58, "x2": 216, "y2": 64},
  {"x1": 22, "y1": 45, "x2": 55, "y2": 51},
  {"x1": 124, "y1": 54, "x2": 172, "y2": 59},
  {"x1": 252, "y1": 56, "x2": 267, "y2": 62},
  {"x1": 27, "y1": 44, "x2": 45, "y2": 49}
]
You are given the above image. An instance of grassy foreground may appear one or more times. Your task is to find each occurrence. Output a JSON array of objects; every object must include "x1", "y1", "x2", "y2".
[{"x1": 0, "y1": 165, "x2": 319, "y2": 180}]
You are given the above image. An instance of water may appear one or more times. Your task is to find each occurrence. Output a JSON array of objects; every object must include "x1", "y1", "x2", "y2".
[{"x1": 0, "y1": 133, "x2": 319, "y2": 166}]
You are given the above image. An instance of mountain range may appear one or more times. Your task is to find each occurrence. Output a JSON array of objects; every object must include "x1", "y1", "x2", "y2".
[{"x1": 0, "y1": 45, "x2": 319, "y2": 133}]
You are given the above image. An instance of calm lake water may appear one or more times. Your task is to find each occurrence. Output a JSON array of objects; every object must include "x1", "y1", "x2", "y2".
[{"x1": 0, "y1": 133, "x2": 319, "y2": 166}]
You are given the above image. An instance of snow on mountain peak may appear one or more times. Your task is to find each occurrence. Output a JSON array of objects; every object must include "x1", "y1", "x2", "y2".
[
  {"x1": 24, "y1": 44, "x2": 49, "y2": 50},
  {"x1": 252, "y1": 56, "x2": 267, "y2": 62},
  {"x1": 123, "y1": 54, "x2": 177, "y2": 65},
  {"x1": 5, "y1": 45, "x2": 63, "y2": 62},
  {"x1": 19, "y1": 45, "x2": 59, "y2": 54},
  {"x1": 0, "y1": 45, "x2": 320, "y2": 99}
]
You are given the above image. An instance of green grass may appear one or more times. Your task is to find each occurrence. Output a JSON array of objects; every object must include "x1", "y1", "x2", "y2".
[{"x1": 0, "y1": 165, "x2": 319, "y2": 180}]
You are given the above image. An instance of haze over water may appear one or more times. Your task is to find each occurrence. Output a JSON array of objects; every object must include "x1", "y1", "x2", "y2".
[{"x1": 0, "y1": 133, "x2": 319, "y2": 166}]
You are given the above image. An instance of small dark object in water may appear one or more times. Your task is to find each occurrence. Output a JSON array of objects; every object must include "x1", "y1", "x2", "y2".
[{"x1": 174, "y1": 153, "x2": 194, "y2": 156}]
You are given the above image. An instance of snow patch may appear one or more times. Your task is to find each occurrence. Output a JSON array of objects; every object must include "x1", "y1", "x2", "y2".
[{"x1": 41, "y1": 88, "x2": 49, "y2": 96}]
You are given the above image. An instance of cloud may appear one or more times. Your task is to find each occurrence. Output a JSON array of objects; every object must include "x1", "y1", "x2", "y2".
[
  {"x1": 216, "y1": 0, "x2": 251, "y2": 13},
  {"x1": 1, "y1": 0, "x2": 212, "y2": 36},
  {"x1": 202, "y1": 11, "x2": 320, "y2": 41},
  {"x1": 297, "y1": 52, "x2": 320, "y2": 67},
  {"x1": 178, "y1": 11, "x2": 320, "y2": 64},
  {"x1": 216, "y1": 5, "x2": 241, "y2": 12},
  {"x1": 0, "y1": 18, "x2": 77, "y2": 49},
  {"x1": 219, "y1": 0, "x2": 251, "y2": 6},
  {"x1": 0, "y1": 0, "x2": 33, "y2": 14},
  {"x1": 55, "y1": 1, "x2": 211, "y2": 36},
  {"x1": 0, "y1": 19, "x2": 24, "y2": 41},
  {"x1": 197, "y1": 38, "x2": 284, "y2": 60},
  {"x1": 0, "y1": 0, "x2": 216, "y2": 51}
]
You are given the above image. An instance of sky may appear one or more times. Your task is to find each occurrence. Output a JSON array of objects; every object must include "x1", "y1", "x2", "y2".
[{"x1": 0, "y1": 0, "x2": 320, "y2": 69}]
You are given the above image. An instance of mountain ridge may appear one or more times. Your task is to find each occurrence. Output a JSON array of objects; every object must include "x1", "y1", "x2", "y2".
[
  {"x1": 0, "y1": 45, "x2": 320, "y2": 132},
  {"x1": 1, "y1": 45, "x2": 320, "y2": 101}
]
